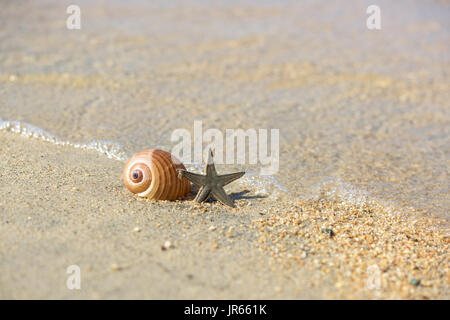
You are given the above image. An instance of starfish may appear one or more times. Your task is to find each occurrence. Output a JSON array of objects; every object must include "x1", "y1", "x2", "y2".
[{"x1": 177, "y1": 150, "x2": 245, "y2": 207}]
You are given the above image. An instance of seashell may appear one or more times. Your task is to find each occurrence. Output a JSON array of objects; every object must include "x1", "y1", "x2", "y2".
[{"x1": 123, "y1": 149, "x2": 190, "y2": 200}]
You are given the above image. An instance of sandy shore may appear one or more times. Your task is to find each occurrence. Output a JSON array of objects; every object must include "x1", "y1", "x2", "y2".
[
  {"x1": 0, "y1": 0, "x2": 449, "y2": 299},
  {"x1": 0, "y1": 132, "x2": 329, "y2": 299},
  {"x1": 0, "y1": 132, "x2": 447, "y2": 299}
]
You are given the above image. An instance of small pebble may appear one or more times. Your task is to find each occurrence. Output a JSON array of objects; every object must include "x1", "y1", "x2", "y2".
[
  {"x1": 161, "y1": 241, "x2": 174, "y2": 250},
  {"x1": 321, "y1": 228, "x2": 334, "y2": 238},
  {"x1": 410, "y1": 279, "x2": 421, "y2": 286},
  {"x1": 110, "y1": 263, "x2": 121, "y2": 271},
  {"x1": 226, "y1": 227, "x2": 234, "y2": 238}
]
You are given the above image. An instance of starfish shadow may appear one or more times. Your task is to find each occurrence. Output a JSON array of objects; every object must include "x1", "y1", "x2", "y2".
[
  {"x1": 183, "y1": 185, "x2": 266, "y2": 203},
  {"x1": 184, "y1": 184, "x2": 217, "y2": 203},
  {"x1": 183, "y1": 184, "x2": 199, "y2": 201},
  {"x1": 229, "y1": 190, "x2": 267, "y2": 200}
]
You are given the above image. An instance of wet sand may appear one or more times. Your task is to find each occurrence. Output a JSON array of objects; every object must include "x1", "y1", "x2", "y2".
[{"x1": 0, "y1": 0, "x2": 449, "y2": 299}]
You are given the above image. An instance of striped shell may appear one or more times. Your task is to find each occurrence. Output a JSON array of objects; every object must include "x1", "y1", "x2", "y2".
[{"x1": 123, "y1": 149, "x2": 190, "y2": 200}]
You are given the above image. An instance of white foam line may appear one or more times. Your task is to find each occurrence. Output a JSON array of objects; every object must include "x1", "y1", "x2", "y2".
[
  {"x1": 310, "y1": 176, "x2": 370, "y2": 205},
  {"x1": 0, "y1": 117, "x2": 127, "y2": 161}
]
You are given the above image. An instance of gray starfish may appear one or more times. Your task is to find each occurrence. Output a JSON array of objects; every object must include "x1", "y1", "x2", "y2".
[{"x1": 177, "y1": 150, "x2": 245, "y2": 207}]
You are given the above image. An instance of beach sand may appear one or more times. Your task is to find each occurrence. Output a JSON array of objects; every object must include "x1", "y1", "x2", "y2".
[
  {"x1": 0, "y1": 132, "x2": 332, "y2": 299},
  {"x1": 0, "y1": 132, "x2": 447, "y2": 299},
  {"x1": 0, "y1": 0, "x2": 449, "y2": 299}
]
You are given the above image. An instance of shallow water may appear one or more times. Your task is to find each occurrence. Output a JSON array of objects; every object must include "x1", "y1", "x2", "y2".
[{"x1": 1, "y1": 0, "x2": 449, "y2": 217}]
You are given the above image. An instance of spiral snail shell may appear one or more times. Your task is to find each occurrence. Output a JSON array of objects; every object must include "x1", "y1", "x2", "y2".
[{"x1": 123, "y1": 149, "x2": 190, "y2": 200}]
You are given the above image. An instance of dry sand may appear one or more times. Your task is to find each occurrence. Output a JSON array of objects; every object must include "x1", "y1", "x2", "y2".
[{"x1": 0, "y1": 0, "x2": 449, "y2": 299}]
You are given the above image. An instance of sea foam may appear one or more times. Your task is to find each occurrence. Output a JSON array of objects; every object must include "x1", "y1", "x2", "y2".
[
  {"x1": 309, "y1": 176, "x2": 370, "y2": 205},
  {"x1": 0, "y1": 117, "x2": 127, "y2": 161}
]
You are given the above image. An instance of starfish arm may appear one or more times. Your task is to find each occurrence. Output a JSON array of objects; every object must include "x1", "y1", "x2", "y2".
[
  {"x1": 205, "y1": 149, "x2": 217, "y2": 176},
  {"x1": 206, "y1": 162, "x2": 217, "y2": 177},
  {"x1": 178, "y1": 169, "x2": 207, "y2": 186},
  {"x1": 194, "y1": 186, "x2": 211, "y2": 203},
  {"x1": 217, "y1": 171, "x2": 245, "y2": 186},
  {"x1": 211, "y1": 186, "x2": 236, "y2": 208}
]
